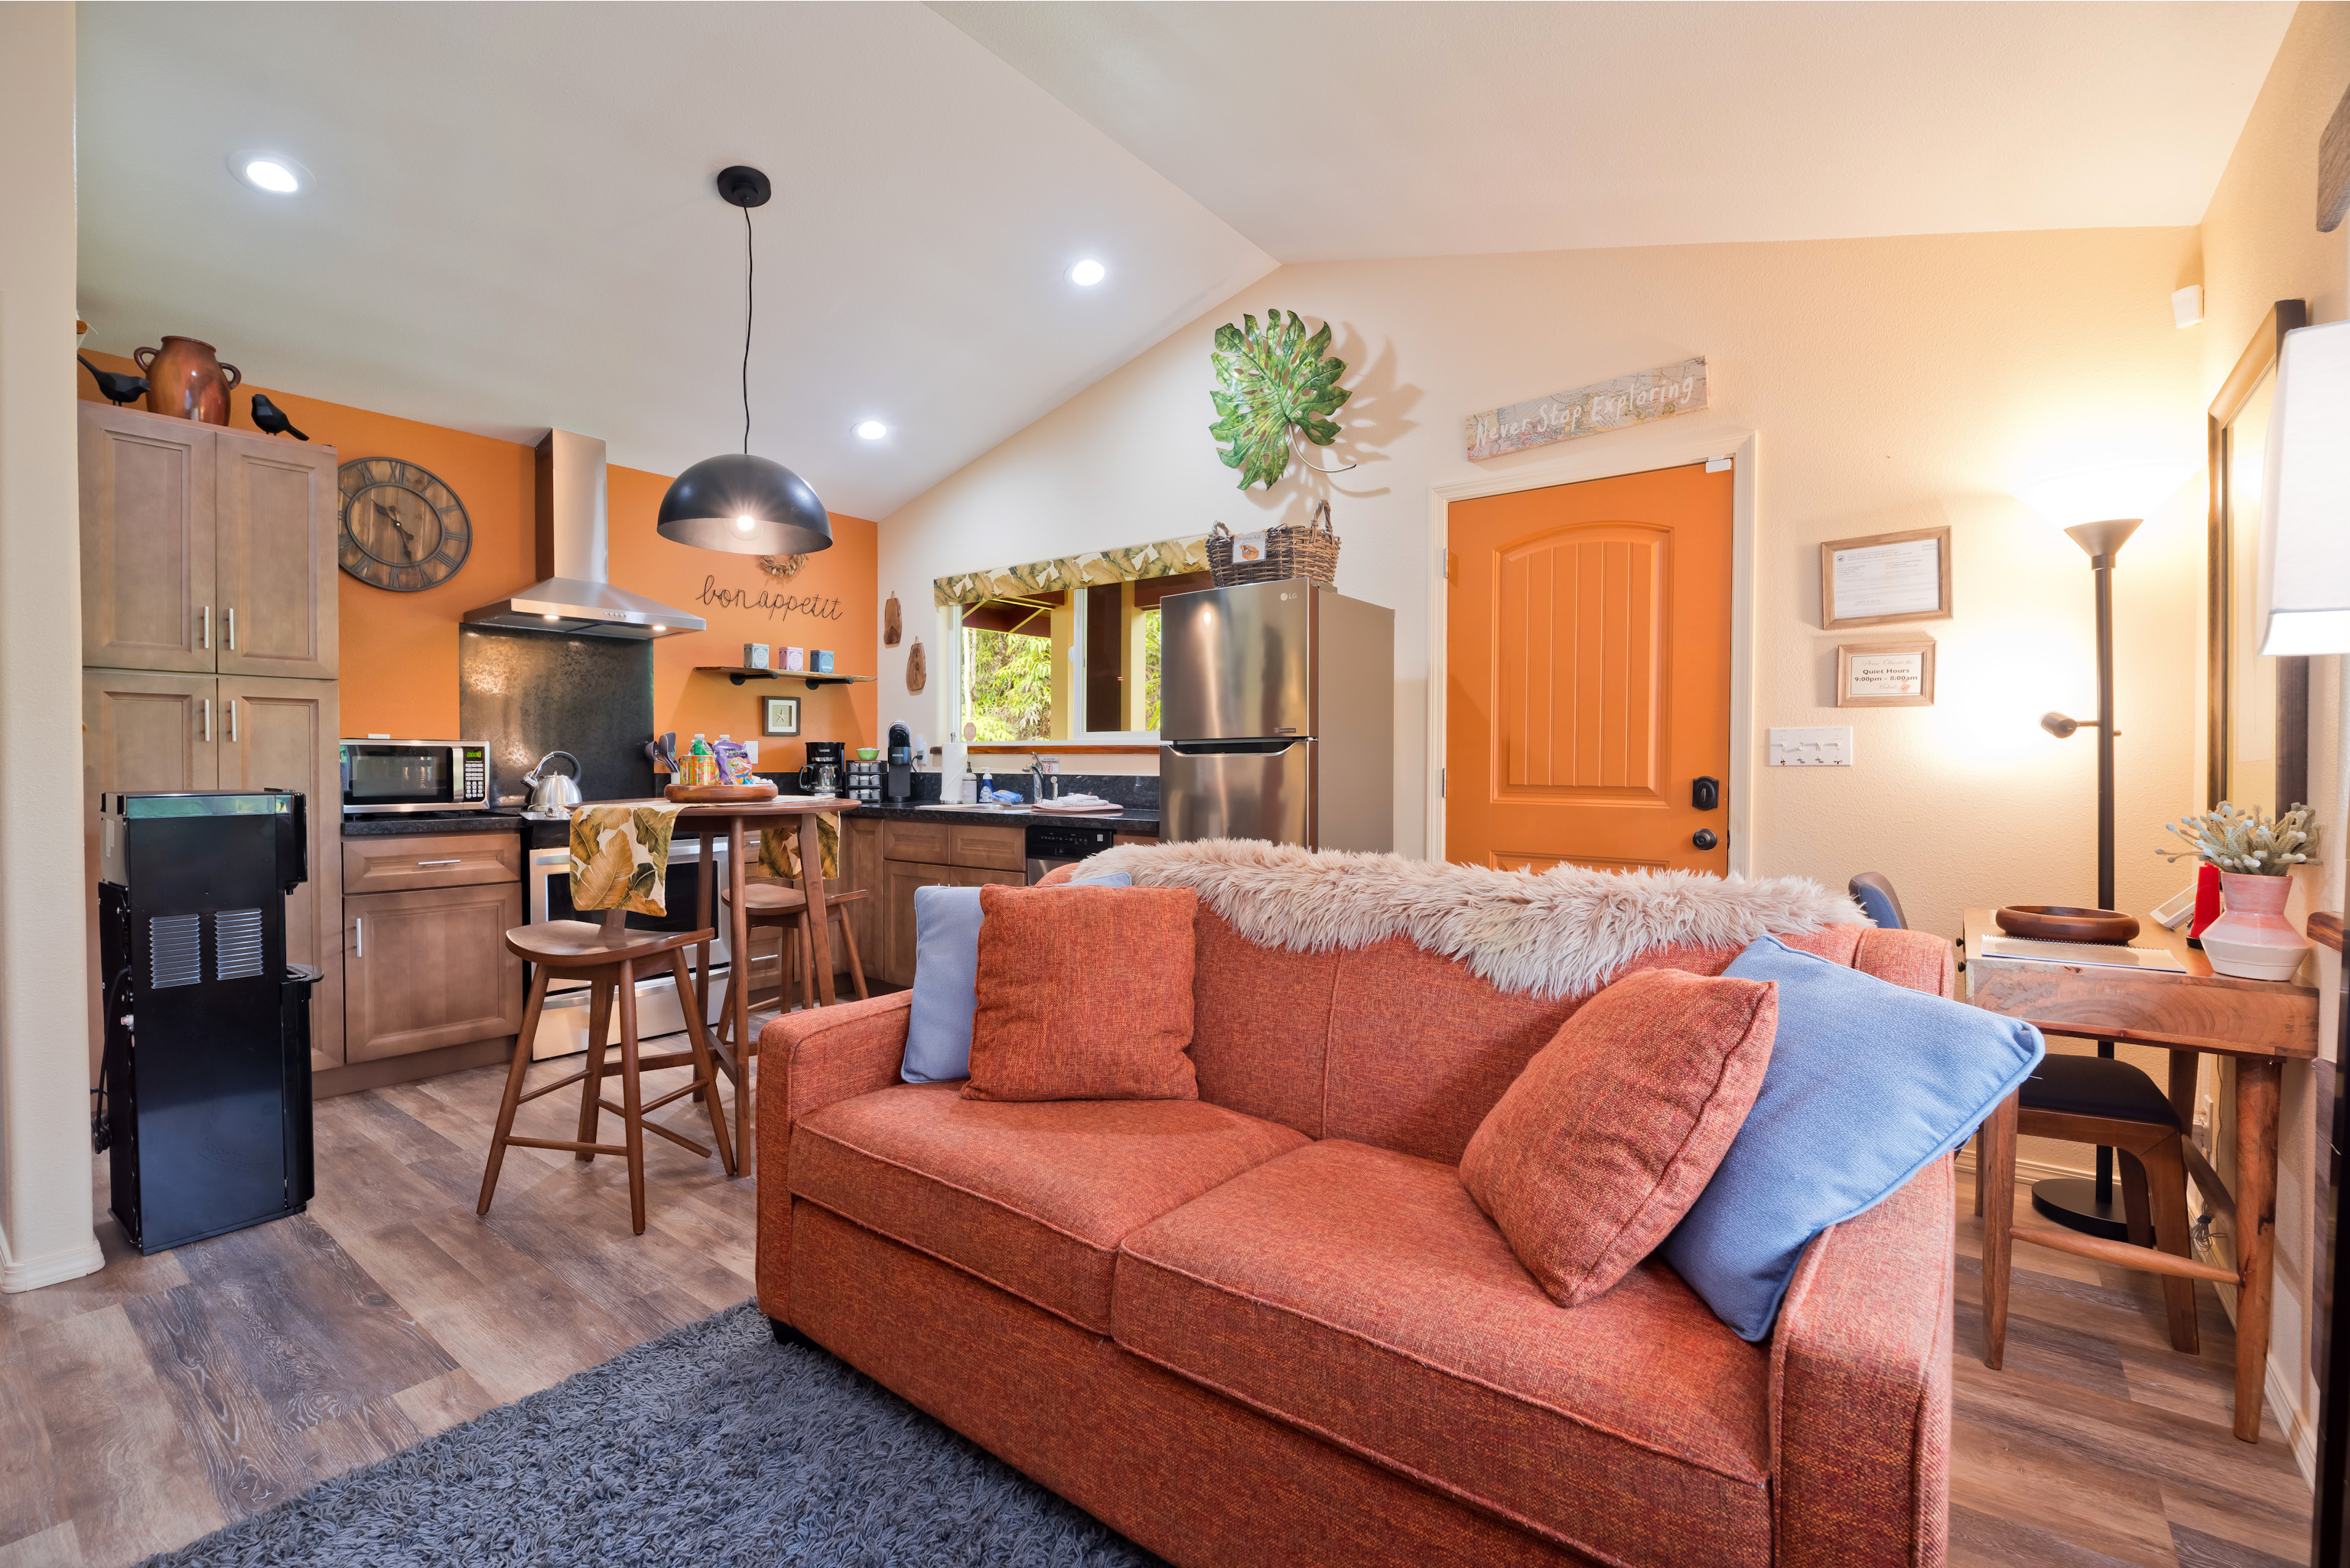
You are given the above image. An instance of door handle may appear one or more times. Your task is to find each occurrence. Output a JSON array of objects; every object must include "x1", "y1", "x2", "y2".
[
  {"x1": 226, "y1": 698, "x2": 236, "y2": 743},
  {"x1": 200, "y1": 606, "x2": 211, "y2": 649},
  {"x1": 226, "y1": 607, "x2": 236, "y2": 651},
  {"x1": 416, "y1": 859, "x2": 462, "y2": 867},
  {"x1": 200, "y1": 698, "x2": 211, "y2": 743},
  {"x1": 1691, "y1": 776, "x2": 1720, "y2": 811},
  {"x1": 353, "y1": 917, "x2": 363, "y2": 958},
  {"x1": 1693, "y1": 829, "x2": 1719, "y2": 851}
]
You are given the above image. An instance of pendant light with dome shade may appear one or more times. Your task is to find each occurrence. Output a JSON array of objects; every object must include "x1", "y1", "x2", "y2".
[{"x1": 656, "y1": 165, "x2": 833, "y2": 556}]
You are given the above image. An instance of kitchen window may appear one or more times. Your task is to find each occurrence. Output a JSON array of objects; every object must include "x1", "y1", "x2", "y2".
[{"x1": 952, "y1": 569, "x2": 1206, "y2": 743}]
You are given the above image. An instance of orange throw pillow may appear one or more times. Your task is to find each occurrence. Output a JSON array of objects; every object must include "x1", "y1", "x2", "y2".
[
  {"x1": 965, "y1": 883, "x2": 1200, "y2": 1102},
  {"x1": 1459, "y1": 967, "x2": 1777, "y2": 1307}
]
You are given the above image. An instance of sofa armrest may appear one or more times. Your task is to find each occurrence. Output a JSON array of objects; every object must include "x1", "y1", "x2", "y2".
[
  {"x1": 1853, "y1": 927, "x2": 1956, "y2": 999},
  {"x1": 754, "y1": 991, "x2": 913, "y2": 1322},
  {"x1": 1769, "y1": 1156, "x2": 1953, "y2": 1568}
]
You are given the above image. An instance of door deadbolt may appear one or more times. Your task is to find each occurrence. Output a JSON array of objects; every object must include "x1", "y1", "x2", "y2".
[
  {"x1": 1692, "y1": 828, "x2": 1719, "y2": 851},
  {"x1": 1691, "y1": 776, "x2": 1720, "y2": 811}
]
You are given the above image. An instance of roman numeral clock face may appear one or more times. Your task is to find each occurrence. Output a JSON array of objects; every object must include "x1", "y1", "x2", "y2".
[{"x1": 337, "y1": 457, "x2": 472, "y2": 591}]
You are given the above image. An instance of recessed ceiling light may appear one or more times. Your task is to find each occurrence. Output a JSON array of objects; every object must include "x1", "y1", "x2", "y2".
[
  {"x1": 227, "y1": 149, "x2": 311, "y2": 197},
  {"x1": 854, "y1": 421, "x2": 887, "y2": 441},
  {"x1": 1068, "y1": 259, "x2": 1106, "y2": 287}
]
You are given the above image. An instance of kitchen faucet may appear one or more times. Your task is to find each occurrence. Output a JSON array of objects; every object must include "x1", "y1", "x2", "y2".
[{"x1": 1028, "y1": 756, "x2": 1059, "y2": 800}]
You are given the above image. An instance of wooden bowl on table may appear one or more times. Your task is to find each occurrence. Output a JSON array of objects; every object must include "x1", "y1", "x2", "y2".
[
  {"x1": 664, "y1": 782, "x2": 780, "y2": 804},
  {"x1": 1994, "y1": 905, "x2": 2140, "y2": 944}
]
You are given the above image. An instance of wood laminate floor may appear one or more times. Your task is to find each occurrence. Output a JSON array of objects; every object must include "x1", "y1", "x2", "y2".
[{"x1": 0, "y1": 1062, "x2": 2316, "y2": 1568}]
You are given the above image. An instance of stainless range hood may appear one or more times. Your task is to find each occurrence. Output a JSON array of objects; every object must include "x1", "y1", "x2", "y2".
[{"x1": 462, "y1": 431, "x2": 705, "y2": 639}]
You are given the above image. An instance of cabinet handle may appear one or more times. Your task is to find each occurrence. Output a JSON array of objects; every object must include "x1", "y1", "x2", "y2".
[
  {"x1": 353, "y1": 917, "x2": 363, "y2": 958},
  {"x1": 226, "y1": 607, "x2": 236, "y2": 651},
  {"x1": 226, "y1": 698, "x2": 236, "y2": 743},
  {"x1": 200, "y1": 606, "x2": 211, "y2": 649},
  {"x1": 200, "y1": 698, "x2": 211, "y2": 743},
  {"x1": 416, "y1": 858, "x2": 461, "y2": 867}
]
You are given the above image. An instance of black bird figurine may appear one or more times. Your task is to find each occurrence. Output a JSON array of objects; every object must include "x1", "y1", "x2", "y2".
[
  {"x1": 249, "y1": 392, "x2": 309, "y2": 441},
  {"x1": 77, "y1": 355, "x2": 147, "y2": 408}
]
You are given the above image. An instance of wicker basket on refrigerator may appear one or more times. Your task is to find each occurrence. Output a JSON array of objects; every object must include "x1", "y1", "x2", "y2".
[{"x1": 1206, "y1": 500, "x2": 1341, "y2": 588}]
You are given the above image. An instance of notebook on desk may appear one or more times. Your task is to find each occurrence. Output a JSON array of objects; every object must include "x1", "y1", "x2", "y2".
[{"x1": 1973, "y1": 934, "x2": 2191, "y2": 973}]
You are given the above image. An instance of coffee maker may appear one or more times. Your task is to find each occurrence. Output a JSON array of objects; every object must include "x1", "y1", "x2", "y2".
[
  {"x1": 798, "y1": 740, "x2": 846, "y2": 796},
  {"x1": 884, "y1": 724, "x2": 914, "y2": 803}
]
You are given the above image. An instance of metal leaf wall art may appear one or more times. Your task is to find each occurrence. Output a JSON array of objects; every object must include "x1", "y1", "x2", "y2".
[{"x1": 1208, "y1": 310, "x2": 1354, "y2": 490}]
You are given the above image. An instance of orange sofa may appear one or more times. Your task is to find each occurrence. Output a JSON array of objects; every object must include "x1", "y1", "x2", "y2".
[{"x1": 753, "y1": 903, "x2": 1957, "y2": 1568}]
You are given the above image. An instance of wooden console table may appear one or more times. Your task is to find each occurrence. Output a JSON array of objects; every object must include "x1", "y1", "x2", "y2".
[{"x1": 1963, "y1": 908, "x2": 2319, "y2": 1443}]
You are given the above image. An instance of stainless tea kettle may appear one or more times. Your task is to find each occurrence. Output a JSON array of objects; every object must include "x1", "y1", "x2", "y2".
[{"x1": 522, "y1": 750, "x2": 583, "y2": 813}]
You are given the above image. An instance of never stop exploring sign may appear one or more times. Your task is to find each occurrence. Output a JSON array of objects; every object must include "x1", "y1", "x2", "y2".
[{"x1": 1466, "y1": 357, "x2": 1708, "y2": 461}]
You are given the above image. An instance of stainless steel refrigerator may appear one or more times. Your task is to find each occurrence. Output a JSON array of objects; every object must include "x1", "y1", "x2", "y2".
[{"x1": 1159, "y1": 578, "x2": 1393, "y2": 851}]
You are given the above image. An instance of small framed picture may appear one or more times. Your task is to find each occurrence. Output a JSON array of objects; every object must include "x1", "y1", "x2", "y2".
[
  {"x1": 760, "y1": 695, "x2": 801, "y2": 737},
  {"x1": 1821, "y1": 526, "x2": 1951, "y2": 629},
  {"x1": 1837, "y1": 639, "x2": 1936, "y2": 708}
]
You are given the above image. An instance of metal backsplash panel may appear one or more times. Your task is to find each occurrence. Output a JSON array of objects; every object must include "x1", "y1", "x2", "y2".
[{"x1": 459, "y1": 626, "x2": 655, "y2": 804}]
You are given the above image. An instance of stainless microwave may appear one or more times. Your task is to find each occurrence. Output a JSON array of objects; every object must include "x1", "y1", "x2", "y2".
[{"x1": 340, "y1": 740, "x2": 491, "y2": 815}]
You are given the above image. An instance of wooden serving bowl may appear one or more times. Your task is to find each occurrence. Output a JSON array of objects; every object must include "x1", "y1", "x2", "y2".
[
  {"x1": 1994, "y1": 904, "x2": 2140, "y2": 944},
  {"x1": 664, "y1": 782, "x2": 780, "y2": 804}
]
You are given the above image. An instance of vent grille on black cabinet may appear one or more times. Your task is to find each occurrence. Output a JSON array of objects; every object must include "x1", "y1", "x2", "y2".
[
  {"x1": 149, "y1": 914, "x2": 201, "y2": 989},
  {"x1": 214, "y1": 909, "x2": 264, "y2": 981}
]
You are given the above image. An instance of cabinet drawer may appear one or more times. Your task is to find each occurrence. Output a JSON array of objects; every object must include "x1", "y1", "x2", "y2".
[
  {"x1": 950, "y1": 867, "x2": 1025, "y2": 889},
  {"x1": 342, "y1": 832, "x2": 521, "y2": 893},
  {"x1": 1114, "y1": 832, "x2": 1158, "y2": 847},
  {"x1": 950, "y1": 824, "x2": 1025, "y2": 872},
  {"x1": 884, "y1": 819, "x2": 952, "y2": 864}
]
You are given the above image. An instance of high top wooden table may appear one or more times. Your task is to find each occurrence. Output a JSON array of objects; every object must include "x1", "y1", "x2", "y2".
[
  {"x1": 675, "y1": 797, "x2": 860, "y2": 1175},
  {"x1": 1963, "y1": 908, "x2": 2319, "y2": 1442}
]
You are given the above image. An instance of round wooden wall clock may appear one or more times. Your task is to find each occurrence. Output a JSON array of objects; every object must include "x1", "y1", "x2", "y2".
[{"x1": 337, "y1": 457, "x2": 473, "y2": 591}]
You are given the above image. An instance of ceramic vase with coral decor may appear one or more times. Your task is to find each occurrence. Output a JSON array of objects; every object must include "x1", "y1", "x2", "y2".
[
  {"x1": 134, "y1": 337, "x2": 242, "y2": 424},
  {"x1": 2199, "y1": 872, "x2": 2309, "y2": 981}
]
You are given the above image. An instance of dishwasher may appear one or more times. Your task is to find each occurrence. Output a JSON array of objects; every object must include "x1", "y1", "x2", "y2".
[{"x1": 1025, "y1": 819, "x2": 1121, "y2": 883}]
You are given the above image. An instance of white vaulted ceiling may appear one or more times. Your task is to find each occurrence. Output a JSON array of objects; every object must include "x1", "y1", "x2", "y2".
[
  {"x1": 936, "y1": 0, "x2": 2295, "y2": 259},
  {"x1": 75, "y1": 2, "x2": 2293, "y2": 518},
  {"x1": 73, "y1": 2, "x2": 1278, "y2": 518}
]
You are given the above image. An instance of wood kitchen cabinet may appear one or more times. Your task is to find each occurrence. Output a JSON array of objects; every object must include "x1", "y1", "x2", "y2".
[
  {"x1": 81, "y1": 669, "x2": 345, "y2": 1070},
  {"x1": 882, "y1": 859, "x2": 959, "y2": 989},
  {"x1": 79, "y1": 402, "x2": 337, "y2": 680},
  {"x1": 344, "y1": 881, "x2": 525, "y2": 1064},
  {"x1": 874, "y1": 820, "x2": 1030, "y2": 987}
]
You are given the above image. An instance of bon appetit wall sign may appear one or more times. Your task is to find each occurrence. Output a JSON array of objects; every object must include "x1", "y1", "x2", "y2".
[{"x1": 1466, "y1": 357, "x2": 1707, "y2": 461}]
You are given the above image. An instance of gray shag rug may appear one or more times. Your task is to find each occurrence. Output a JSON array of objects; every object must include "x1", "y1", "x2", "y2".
[{"x1": 141, "y1": 1302, "x2": 1163, "y2": 1567}]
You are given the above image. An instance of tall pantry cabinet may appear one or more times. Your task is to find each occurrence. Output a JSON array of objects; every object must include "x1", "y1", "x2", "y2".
[{"x1": 78, "y1": 401, "x2": 344, "y2": 1075}]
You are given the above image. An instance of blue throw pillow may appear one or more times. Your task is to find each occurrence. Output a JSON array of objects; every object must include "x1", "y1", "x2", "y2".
[
  {"x1": 901, "y1": 870, "x2": 1134, "y2": 1083},
  {"x1": 1659, "y1": 934, "x2": 2043, "y2": 1341}
]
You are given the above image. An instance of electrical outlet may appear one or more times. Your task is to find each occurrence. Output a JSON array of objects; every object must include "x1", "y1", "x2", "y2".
[{"x1": 1766, "y1": 726, "x2": 1854, "y2": 766}]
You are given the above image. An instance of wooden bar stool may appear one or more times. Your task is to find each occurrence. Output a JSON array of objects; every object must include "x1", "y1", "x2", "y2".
[
  {"x1": 1978, "y1": 1052, "x2": 2224, "y2": 1365},
  {"x1": 477, "y1": 909, "x2": 735, "y2": 1235},
  {"x1": 706, "y1": 881, "x2": 871, "y2": 1172}
]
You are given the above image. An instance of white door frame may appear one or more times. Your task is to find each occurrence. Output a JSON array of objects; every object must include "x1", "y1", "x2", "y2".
[{"x1": 1425, "y1": 427, "x2": 1759, "y2": 876}]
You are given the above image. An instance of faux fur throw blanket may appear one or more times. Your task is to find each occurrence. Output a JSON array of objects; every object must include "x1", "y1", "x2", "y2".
[{"x1": 1079, "y1": 838, "x2": 1868, "y2": 1001}]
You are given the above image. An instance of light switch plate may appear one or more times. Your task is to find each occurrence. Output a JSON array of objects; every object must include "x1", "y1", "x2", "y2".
[{"x1": 1767, "y1": 726, "x2": 1854, "y2": 766}]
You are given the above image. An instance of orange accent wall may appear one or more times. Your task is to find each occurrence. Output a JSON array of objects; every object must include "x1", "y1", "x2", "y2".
[{"x1": 77, "y1": 352, "x2": 877, "y2": 771}]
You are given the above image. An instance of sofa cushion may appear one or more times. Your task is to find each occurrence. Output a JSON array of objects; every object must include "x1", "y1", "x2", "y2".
[
  {"x1": 1460, "y1": 968, "x2": 1779, "y2": 1306},
  {"x1": 791, "y1": 1082, "x2": 1307, "y2": 1333},
  {"x1": 1115, "y1": 1139, "x2": 1772, "y2": 1568},
  {"x1": 902, "y1": 870, "x2": 1131, "y2": 1085},
  {"x1": 966, "y1": 883, "x2": 1201, "y2": 1101}
]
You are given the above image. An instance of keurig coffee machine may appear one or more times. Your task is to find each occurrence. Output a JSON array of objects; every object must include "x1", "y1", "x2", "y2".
[{"x1": 884, "y1": 724, "x2": 914, "y2": 802}]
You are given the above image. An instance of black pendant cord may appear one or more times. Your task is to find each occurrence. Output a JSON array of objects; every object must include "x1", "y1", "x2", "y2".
[{"x1": 741, "y1": 203, "x2": 754, "y2": 457}]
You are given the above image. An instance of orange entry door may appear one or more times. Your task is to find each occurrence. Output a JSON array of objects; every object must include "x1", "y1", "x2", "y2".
[{"x1": 1446, "y1": 461, "x2": 1733, "y2": 875}]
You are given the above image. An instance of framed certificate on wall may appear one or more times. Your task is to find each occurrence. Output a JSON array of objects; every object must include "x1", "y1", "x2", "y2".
[
  {"x1": 1837, "y1": 639, "x2": 1936, "y2": 707},
  {"x1": 1821, "y1": 527, "x2": 1951, "y2": 629}
]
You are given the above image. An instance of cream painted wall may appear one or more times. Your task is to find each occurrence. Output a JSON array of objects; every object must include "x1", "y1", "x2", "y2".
[
  {"x1": 884, "y1": 226, "x2": 2208, "y2": 933},
  {"x1": 2192, "y1": 0, "x2": 2350, "y2": 1481},
  {"x1": 0, "y1": 2, "x2": 101, "y2": 1292}
]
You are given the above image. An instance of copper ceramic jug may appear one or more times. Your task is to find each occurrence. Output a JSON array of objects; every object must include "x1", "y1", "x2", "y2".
[{"x1": 135, "y1": 337, "x2": 242, "y2": 425}]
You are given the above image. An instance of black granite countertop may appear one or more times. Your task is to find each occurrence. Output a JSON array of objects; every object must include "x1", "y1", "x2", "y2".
[
  {"x1": 848, "y1": 802, "x2": 1160, "y2": 831},
  {"x1": 342, "y1": 809, "x2": 526, "y2": 838}
]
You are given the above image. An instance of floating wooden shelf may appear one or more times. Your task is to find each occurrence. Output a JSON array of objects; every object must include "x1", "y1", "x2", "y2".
[{"x1": 696, "y1": 666, "x2": 878, "y2": 690}]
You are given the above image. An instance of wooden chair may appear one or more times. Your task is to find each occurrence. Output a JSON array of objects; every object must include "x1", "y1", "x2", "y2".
[
  {"x1": 1977, "y1": 1051, "x2": 2204, "y2": 1361},
  {"x1": 706, "y1": 880, "x2": 872, "y2": 1171},
  {"x1": 477, "y1": 909, "x2": 735, "y2": 1235}
]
